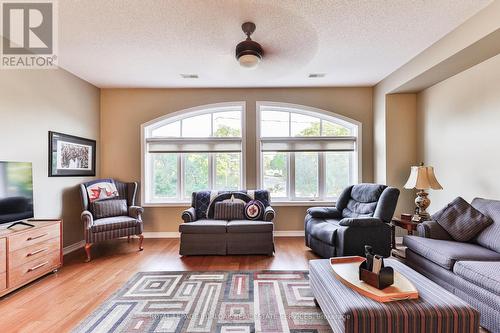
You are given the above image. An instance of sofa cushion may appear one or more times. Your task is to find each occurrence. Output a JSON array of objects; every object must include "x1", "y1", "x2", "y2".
[
  {"x1": 309, "y1": 219, "x2": 341, "y2": 244},
  {"x1": 433, "y1": 197, "x2": 492, "y2": 242},
  {"x1": 91, "y1": 216, "x2": 139, "y2": 233},
  {"x1": 91, "y1": 199, "x2": 128, "y2": 219},
  {"x1": 178, "y1": 220, "x2": 227, "y2": 234},
  {"x1": 226, "y1": 220, "x2": 273, "y2": 233},
  {"x1": 214, "y1": 202, "x2": 245, "y2": 220},
  {"x1": 453, "y1": 261, "x2": 500, "y2": 295},
  {"x1": 342, "y1": 200, "x2": 376, "y2": 218},
  {"x1": 403, "y1": 236, "x2": 500, "y2": 270},
  {"x1": 471, "y1": 198, "x2": 500, "y2": 253}
]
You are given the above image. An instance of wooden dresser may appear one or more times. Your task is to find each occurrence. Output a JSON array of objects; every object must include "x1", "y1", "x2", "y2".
[{"x1": 0, "y1": 219, "x2": 62, "y2": 297}]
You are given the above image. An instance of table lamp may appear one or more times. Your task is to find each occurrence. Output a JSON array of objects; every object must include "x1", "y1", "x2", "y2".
[{"x1": 404, "y1": 164, "x2": 442, "y2": 221}]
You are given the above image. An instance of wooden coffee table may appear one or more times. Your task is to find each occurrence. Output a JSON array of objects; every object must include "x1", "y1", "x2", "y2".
[
  {"x1": 390, "y1": 217, "x2": 419, "y2": 249},
  {"x1": 309, "y1": 259, "x2": 480, "y2": 333}
]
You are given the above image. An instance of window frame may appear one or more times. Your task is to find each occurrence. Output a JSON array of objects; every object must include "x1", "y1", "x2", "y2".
[
  {"x1": 256, "y1": 101, "x2": 362, "y2": 203},
  {"x1": 141, "y1": 102, "x2": 246, "y2": 206}
]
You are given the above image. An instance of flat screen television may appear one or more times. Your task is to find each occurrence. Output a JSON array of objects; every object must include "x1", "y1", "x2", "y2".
[{"x1": 0, "y1": 161, "x2": 34, "y2": 224}]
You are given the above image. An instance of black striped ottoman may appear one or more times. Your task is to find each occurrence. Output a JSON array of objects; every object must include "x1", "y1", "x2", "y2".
[{"x1": 309, "y1": 259, "x2": 480, "y2": 333}]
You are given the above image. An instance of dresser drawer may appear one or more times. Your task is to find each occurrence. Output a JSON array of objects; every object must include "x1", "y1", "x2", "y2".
[
  {"x1": 9, "y1": 237, "x2": 60, "y2": 268},
  {"x1": 0, "y1": 238, "x2": 6, "y2": 273},
  {"x1": 9, "y1": 223, "x2": 60, "y2": 252},
  {"x1": 9, "y1": 251, "x2": 60, "y2": 288}
]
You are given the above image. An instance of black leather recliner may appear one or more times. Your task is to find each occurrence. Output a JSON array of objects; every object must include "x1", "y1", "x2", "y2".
[{"x1": 305, "y1": 183, "x2": 400, "y2": 258}]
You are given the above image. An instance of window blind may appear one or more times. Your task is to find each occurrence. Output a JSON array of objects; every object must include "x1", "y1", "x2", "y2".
[
  {"x1": 147, "y1": 137, "x2": 242, "y2": 153},
  {"x1": 260, "y1": 136, "x2": 356, "y2": 152}
]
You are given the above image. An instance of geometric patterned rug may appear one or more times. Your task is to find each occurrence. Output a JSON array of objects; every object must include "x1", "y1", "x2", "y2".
[{"x1": 73, "y1": 271, "x2": 332, "y2": 333}]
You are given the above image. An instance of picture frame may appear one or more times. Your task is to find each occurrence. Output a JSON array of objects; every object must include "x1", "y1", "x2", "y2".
[{"x1": 48, "y1": 131, "x2": 96, "y2": 177}]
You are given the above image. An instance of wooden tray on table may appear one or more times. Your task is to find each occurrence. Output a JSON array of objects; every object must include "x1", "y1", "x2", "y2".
[{"x1": 329, "y1": 256, "x2": 419, "y2": 303}]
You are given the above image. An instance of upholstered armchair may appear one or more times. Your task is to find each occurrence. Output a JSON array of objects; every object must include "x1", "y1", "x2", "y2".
[
  {"x1": 79, "y1": 179, "x2": 144, "y2": 262},
  {"x1": 305, "y1": 184, "x2": 400, "y2": 258}
]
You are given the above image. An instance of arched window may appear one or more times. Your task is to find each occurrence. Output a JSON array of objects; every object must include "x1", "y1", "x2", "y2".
[
  {"x1": 142, "y1": 102, "x2": 245, "y2": 204},
  {"x1": 257, "y1": 102, "x2": 361, "y2": 201}
]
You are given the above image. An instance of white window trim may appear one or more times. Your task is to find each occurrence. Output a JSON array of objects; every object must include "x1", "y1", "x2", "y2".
[
  {"x1": 256, "y1": 101, "x2": 362, "y2": 203},
  {"x1": 141, "y1": 101, "x2": 246, "y2": 207}
]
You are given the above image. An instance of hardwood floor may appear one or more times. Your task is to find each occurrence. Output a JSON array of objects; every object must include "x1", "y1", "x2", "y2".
[{"x1": 0, "y1": 237, "x2": 318, "y2": 332}]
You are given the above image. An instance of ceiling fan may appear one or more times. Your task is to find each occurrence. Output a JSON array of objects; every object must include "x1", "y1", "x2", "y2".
[{"x1": 235, "y1": 22, "x2": 263, "y2": 69}]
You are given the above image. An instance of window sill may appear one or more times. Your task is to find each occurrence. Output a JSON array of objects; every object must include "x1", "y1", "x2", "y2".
[
  {"x1": 142, "y1": 201, "x2": 335, "y2": 208},
  {"x1": 270, "y1": 201, "x2": 335, "y2": 207}
]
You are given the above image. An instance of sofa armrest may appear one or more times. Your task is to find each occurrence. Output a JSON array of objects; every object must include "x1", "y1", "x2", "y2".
[
  {"x1": 182, "y1": 207, "x2": 197, "y2": 223},
  {"x1": 307, "y1": 207, "x2": 342, "y2": 219},
  {"x1": 81, "y1": 210, "x2": 94, "y2": 229},
  {"x1": 129, "y1": 206, "x2": 144, "y2": 221},
  {"x1": 263, "y1": 206, "x2": 275, "y2": 221},
  {"x1": 339, "y1": 217, "x2": 384, "y2": 227},
  {"x1": 417, "y1": 220, "x2": 453, "y2": 240}
]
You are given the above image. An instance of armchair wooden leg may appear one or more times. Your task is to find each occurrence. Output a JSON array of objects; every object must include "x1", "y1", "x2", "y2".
[
  {"x1": 138, "y1": 234, "x2": 144, "y2": 251},
  {"x1": 84, "y1": 243, "x2": 92, "y2": 262},
  {"x1": 127, "y1": 235, "x2": 130, "y2": 243}
]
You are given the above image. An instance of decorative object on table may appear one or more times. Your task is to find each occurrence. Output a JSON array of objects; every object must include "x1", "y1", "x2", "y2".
[
  {"x1": 358, "y1": 246, "x2": 394, "y2": 290},
  {"x1": 305, "y1": 183, "x2": 400, "y2": 258},
  {"x1": 329, "y1": 256, "x2": 418, "y2": 303},
  {"x1": 73, "y1": 270, "x2": 331, "y2": 333},
  {"x1": 48, "y1": 131, "x2": 96, "y2": 177},
  {"x1": 404, "y1": 163, "x2": 442, "y2": 222},
  {"x1": 79, "y1": 179, "x2": 144, "y2": 262}
]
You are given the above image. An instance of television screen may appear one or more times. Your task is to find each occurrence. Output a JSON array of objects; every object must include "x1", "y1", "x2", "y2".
[{"x1": 0, "y1": 161, "x2": 34, "y2": 224}]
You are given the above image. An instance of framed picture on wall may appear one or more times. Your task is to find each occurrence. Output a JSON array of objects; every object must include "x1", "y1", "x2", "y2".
[{"x1": 48, "y1": 131, "x2": 96, "y2": 177}]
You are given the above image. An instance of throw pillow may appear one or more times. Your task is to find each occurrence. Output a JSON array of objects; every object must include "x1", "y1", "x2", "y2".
[
  {"x1": 432, "y1": 197, "x2": 493, "y2": 242},
  {"x1": 91, "y1": 199, "x2": 128, "y2": 219},
  {"x1": 214, "y1": 202, "x2": 245, "y2": 220},
  {"x1": 86, "y1": 180, "x2": 119, "y2": 202},
  {"x1": 244, "y1": 200, "x2": 264, "y2": 220}
]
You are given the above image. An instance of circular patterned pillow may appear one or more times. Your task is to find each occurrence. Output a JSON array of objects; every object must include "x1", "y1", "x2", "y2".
[{"x1": 244, "y1": 200, "x2": 264, "y2": 220}]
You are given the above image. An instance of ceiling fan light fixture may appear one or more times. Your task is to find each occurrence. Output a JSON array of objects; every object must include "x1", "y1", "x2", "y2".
[{"x1": 235, "y1": 22, "x2": 263, "y2": 69}]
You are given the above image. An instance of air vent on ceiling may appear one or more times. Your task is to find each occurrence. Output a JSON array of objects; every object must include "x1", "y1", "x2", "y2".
[
  {"x1": 308, "y1": 73, "x2": 326, "y2": 78},
  {"x1": 180, "y1": 74, "x2": 199, "y2": 79}
]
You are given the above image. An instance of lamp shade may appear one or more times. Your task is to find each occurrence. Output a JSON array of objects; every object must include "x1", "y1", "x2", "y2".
[{"x1": 404, "y1": 165, "x2": 443, "y2": 190}]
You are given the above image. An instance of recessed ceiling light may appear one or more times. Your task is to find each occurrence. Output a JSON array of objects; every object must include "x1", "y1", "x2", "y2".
[
  {"x1": 308, "y1": 73, "x2": 326, "y2": 78},
  {"x1": 180, "y1": 74, "x2": 199, "y2": 79}
]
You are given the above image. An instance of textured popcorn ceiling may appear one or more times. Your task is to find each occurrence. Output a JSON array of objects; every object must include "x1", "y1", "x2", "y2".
[{"x1": 58, "y1": 0, "x2": 492, "y2": 88}]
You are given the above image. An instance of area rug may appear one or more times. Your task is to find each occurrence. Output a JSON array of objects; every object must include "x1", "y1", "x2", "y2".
[{"x1": 73, "y1": 270, "x2": 332, "y2": 333}]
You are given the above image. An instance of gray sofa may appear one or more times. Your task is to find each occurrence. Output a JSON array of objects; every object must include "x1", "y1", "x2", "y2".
[
  {"x1": 179, "y1": 190, "x2": 275, "y2": 256},
  {"x1": 305, "y1": 183, "x2": 400, "y2": 258},
  {"x1": 404, "y1": 198, "x2": 500, "y2": 333}
]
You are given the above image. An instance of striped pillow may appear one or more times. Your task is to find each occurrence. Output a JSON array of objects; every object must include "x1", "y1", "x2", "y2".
[
  {"x1": 91, "y1": 199, "x2": 128, "y2": 219},
  {"x1": 433, "y1": 197, "x2": 493, "y2": 242},
  {"x1": 214, "y1": 202, "x2": 244, "y2": 220}
]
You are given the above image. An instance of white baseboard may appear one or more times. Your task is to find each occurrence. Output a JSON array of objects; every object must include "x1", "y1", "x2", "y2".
[
  {"x1": 63, "y1": 240, "x2": 85, "y2": 255},
  {"x1": 142, "y1": 231, "x2": 304, "y2": 238}
]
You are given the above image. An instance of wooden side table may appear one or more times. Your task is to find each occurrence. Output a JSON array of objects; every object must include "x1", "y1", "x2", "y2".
[{"x1": 390, "y1": 217, "x2": 419, "y2": 249}]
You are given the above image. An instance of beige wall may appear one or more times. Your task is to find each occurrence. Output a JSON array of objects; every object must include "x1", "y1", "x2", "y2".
[
  {"x1": 417, "y1": 54, "x2": 500, "y2": 213},
  {"x1": 373, "y1": 1, "x2": 500, "y2": 213},
  {"x1": 385, "y1": 94, "x2": 417, "y2": 215},
  {"x1": 0, "y1": 69, "x2": 100, "y2": 246},
  {"x1": 100, "y1": 87, "x2": 373, "y2": 232}
]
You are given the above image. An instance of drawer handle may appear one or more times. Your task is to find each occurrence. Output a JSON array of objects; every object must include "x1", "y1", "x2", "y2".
[
  {"x1": 26, "y1": 248, "x2": 47, "y2": 257},
  {"x1": 27, "y1": 261, "x2": 48, "y2": 272},
  {"x1": 27, "y1": 233, "x2": 47, "y2": 241}
]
